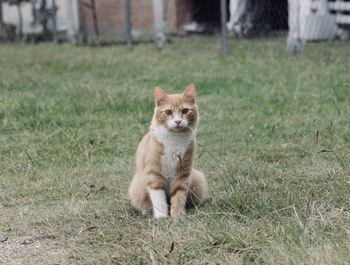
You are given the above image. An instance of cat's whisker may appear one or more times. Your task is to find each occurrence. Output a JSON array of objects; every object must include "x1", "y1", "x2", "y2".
[{"x1": 182, "y1": 125, "x2": 194, "y2": 132}]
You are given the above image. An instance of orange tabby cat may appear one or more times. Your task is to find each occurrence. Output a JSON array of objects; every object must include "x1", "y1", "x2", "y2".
[{"x1": 128, "y1": 84, "x2": 208, "y2": 218}]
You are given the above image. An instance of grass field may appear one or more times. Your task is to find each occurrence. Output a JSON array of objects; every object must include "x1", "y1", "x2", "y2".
[{"x1": 0, "y1": 37, "x2": 349, "y2": 265}]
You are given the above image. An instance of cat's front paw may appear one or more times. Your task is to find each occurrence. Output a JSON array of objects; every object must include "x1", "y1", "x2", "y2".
[
  {"x1": 154, "y1": 212, "x2": 169, "y2": 219},
  {"x1": 170, "y1": 207, "x2": 186, "y2": 218}
]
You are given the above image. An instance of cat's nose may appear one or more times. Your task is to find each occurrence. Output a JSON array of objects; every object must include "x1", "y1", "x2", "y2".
[{"x1": 175, "y1": 120, "x2": 182, "y2": 125}]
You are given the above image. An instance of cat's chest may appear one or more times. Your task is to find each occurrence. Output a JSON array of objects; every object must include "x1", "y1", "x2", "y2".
[
  {"x1": 161, "y1": 142, "x2": 188, "y2": 178},
  {"x1": 153, "y1": 129, "x2": 193, "y2": 179}
]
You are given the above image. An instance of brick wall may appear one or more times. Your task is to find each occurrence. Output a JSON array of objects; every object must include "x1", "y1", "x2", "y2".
[{"x1": 81, "y1": 0, "x2": 193, "y2": 35}]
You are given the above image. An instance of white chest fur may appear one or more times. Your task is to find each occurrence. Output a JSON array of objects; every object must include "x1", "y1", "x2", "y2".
[{"x1": 151, "y1": 125, "x2": 194, "y2": 180}]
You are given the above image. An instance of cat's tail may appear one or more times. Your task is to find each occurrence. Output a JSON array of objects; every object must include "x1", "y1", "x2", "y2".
[
  {"x1": 129, "y1": 173, "x2": 152, "y2": 214},
  {"x1": 187, "y1": 169, "x2": 208, "y2": 208}
]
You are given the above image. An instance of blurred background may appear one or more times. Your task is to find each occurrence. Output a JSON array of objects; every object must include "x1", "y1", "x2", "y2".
[
  {"x1": 0, "y1": 0, "x2": 349, "y2": 53},
  {"x1": 1, "y1": 2, "x2": 350, "y2": 264}
]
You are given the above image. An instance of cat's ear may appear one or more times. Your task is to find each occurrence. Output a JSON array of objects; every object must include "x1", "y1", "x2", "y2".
[
  {"x1": 154, "y1": 86, "x2": 168, "y2": 106},
  {"x1": 183, "y1": 83, "x2": 196, "y2": 103}
]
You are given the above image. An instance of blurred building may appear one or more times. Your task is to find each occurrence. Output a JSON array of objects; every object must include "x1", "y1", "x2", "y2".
[
  {"x1": 2, "y1": 0, "x2": 79, "y2": 34},
  {"x1": 0, "y1": 0, "x2": 192, "y2": 36},
  {"x1": 1, "y1": 0, "x2": 349, "y2": 41}
]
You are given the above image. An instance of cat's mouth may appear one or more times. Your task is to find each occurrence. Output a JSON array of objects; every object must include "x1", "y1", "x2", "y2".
[
  {"x1": 169, "y1": 125, "x2": 192, "y2": 132},
  {"x1": 169, "y1": 127, "x2": 183, "y2": 132}
]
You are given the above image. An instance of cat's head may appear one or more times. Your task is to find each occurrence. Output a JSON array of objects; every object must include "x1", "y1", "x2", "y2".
[{"x1": 153, "y1": 84, "x2": 199, "y2": 132}]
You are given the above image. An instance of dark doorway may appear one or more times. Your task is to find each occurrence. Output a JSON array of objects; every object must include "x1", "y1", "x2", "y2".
[
  {"x1": 191, "y1": 0, "x2": 228, "y2": 28},
  {"x1": 266, "y1": 0, "x2": 288, "y2": 31},
  {"x1": 189, "y1": 0, "x2": 288, "y2": 33}
]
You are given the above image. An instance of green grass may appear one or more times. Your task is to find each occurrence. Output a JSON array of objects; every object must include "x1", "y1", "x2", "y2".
[{"x1": 0, "y1": 37, "x2": 349, "y2": 264}]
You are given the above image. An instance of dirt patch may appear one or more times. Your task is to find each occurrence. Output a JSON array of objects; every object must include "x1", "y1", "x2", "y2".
[{"x1": 0, "y1": 234, "x2": 71, "y2": 265}]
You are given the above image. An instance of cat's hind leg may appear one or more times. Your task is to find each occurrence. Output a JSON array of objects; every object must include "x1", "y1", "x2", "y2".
[
  {"x1": 128, "y1": 173, "x2": 152, "y2": 215},
  {"x1": 187, "y1": 169, "x2": 208, "y2": 207}
]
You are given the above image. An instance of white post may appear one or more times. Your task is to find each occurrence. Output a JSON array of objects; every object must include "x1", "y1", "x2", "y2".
[
  {"x1": 152, "y1": 0, "x2": 166, "y2": 48},
  {"x1": 287, "y1": 0, "x2": 301, "y2": 55},
  {"x1": 227, "y1": 0, "x2": 247, "y2": 36}
]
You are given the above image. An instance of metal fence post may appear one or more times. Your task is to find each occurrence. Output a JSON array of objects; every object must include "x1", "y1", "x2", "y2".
[
  {"x1": 0, "y1": 0, "x2": 3, "y2": 24},
  {"x1": 78, "y1": 0, "x2": 88, "y2": 45},
  {"x1": 90, "y1": 0, "x2": 99, "y2": 37},
  {"x1": 221, "y1": 0, "x2": 229, "y2": 55},
  {"x1": 51, "y1": 0, "x2": 58, "y2": 43},
  {"x1": 125, "y1": 0, "x2": 132, "y2": 49}
]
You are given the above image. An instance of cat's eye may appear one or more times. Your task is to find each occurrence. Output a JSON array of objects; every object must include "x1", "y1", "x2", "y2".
[
  {"x1": 165, "y1": 110, "x2": 172, "y2": 116},
  {"x1": 182, "y1": 108, "x2": 189, "y2": 115}
]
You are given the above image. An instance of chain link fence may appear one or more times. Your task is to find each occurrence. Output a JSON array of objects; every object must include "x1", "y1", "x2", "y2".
[{"x1": 0, "y1": 0, "x2": 349, "y2": 53}]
